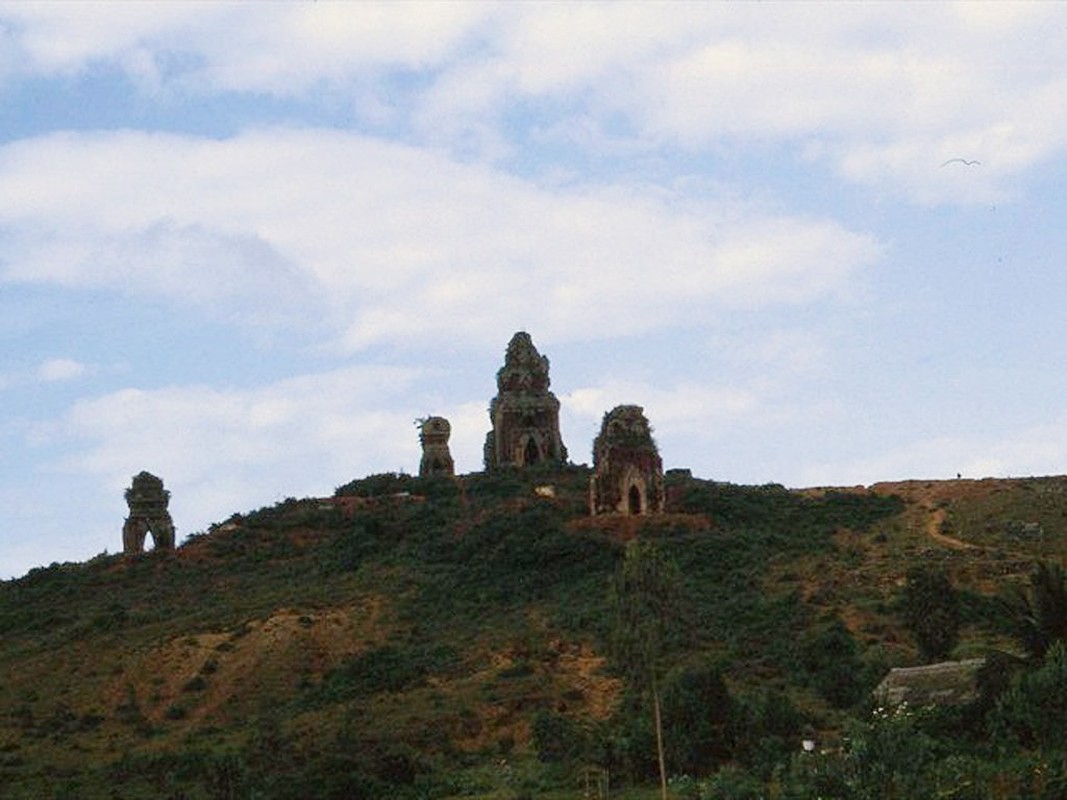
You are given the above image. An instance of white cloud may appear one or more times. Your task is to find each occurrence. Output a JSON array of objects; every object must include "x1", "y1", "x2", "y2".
[
  {"x1": 561, "y1": 379, "x2": 764, "y2": 467},
  {"x1": 565, "y1": 381, "x2": 758, "y2": 430},
  {"x1": 45, "y1": 365, "x2": 429, "y2": 533},
  {"x1": 3, "y1": 4, "x2": 1064, "y2": 203},
  {"x1": 0, "y1": 128, "x2": 878, "y2": 349},
  {"x1": 0, "y1": 2, "x2": 486, "y2": 88},
  {"x1": 37, "y1": 357, "x2": 87, "y2": 382}
]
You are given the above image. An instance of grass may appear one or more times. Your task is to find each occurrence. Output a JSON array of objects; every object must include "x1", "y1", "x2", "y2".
[{"x1": 0, "y1": 469, "x2": 1061, "y2": 797}]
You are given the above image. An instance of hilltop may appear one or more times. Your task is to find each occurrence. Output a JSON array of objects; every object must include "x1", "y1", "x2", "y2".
[{"x1": 1, "y1": 468, "x2": 1065, "y2": 798}]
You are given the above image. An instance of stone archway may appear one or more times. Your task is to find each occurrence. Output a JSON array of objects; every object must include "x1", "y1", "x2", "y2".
[
  {"x1": 123, "y1": 515, "x2": 175, "y2": 553},
  {"x1": 122, "y1": 471, "x2": 176, "y2": 554},
  {"x1": 628, "y1": 484, "x2": 643, "y2": 515},
  {"x1": 524, "y1": 436, "x2": 540, "y2": 466}
]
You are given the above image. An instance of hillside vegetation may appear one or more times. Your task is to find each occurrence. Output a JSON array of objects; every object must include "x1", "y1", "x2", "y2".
[{"x1": 1, "y1": 468, "x2": 1066, "y2": 799}]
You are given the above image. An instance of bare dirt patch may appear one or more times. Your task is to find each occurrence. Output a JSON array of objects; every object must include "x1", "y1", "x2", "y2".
[{"x1": 107, "y1": 598, "x2": 391, "y2": 725}]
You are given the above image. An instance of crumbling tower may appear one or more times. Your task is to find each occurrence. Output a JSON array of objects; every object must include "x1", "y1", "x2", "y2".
[
  {"x1": 484, "y1": 332, "x2": 568, "y2": 470},
  {"x1": 122, "y1": 470, "x2": 176, "y2": 553},
  {"x1": 589, "y1": 405, "x2": 664, "y2": 516},
  {"x1": 418, "y1": 416, "x2": 455, "y2": 478}
]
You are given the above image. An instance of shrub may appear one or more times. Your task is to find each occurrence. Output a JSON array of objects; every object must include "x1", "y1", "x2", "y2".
[
  {"x1": 799, "y1": 617, "x2": 864, "y2": 709},
  {"x1": 661, "y1": 663, "x2": 736, "y2": 776},
  {"x1": 335, "y1": 472, "x2": 418, "y2": 498},
  {"x1": 701, "y1": 765, "x2": 765, "y2": 800},
  {"x1": 165, "y1": 704, "x2": 188, "y2": 720},
  {"x1": 992, "y1": 639, "x2": 1067, "y2": 751},
  {"x1": 734, "y1": 689, "x2": 805, "y2": 776},
  {"x1": 531, "y1": 710, "x2": 585, "y2": 763},
  {"x1": 900, "y1": 566, "x2": 961, "y2": 662}
]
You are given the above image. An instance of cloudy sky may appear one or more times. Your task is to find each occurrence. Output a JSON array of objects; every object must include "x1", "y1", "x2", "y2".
[{"x1": 2, "y1": 2, "x2": 1067, "y2": 578}]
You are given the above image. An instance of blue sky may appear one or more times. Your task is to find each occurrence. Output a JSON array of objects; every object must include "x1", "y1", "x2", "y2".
[{"x1": 3, "y1": 2, "x2": 1067, "y2": 578}]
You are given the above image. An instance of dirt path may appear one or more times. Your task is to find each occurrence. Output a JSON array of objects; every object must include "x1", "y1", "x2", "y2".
[{"x1": 925, "y1": 507, "x2": 978, "y2": 550}]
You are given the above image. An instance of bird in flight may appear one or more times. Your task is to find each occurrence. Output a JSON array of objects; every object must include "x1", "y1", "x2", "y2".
[{"x1": 941, "y1": 158, "x2": 981, "y2": 167}]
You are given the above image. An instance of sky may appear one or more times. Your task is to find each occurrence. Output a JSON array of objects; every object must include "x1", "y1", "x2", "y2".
[{"x1": 2, "y1": 2, "x2": 1067, "y2": 578}]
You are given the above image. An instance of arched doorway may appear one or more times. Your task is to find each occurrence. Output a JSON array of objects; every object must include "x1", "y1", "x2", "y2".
[
  {"x1": 524, "y1": 437, "x2": 540, "y2": 466},
  {"x1": 628, "y1": 485, "x2": 643, "y2": 515}
]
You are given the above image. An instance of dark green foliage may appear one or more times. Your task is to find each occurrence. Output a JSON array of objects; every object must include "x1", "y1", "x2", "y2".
[
  {"x1": 995, "y1": 560, "x2": 1067, "y2": 661},
  {"x1": 609, "y1": 539, "x2": 684, "y2": 798},
  {"x1": 701, "y1": 766, "x2": 765, "y2": 800},
  {"x1": 605, "y1": 699, "x2": 659, "y2": 783},
  {"x1": 322, "y1": 514, "x2": 387, "y2": 573},
  {"x1": 531, "y1": 710, "x2": 585, "y2": 763},
  {"x1": 843, "y1": 706, "x2": 943, "y2": 799},
  {"x1": 410, "y1": 500, "x2": 619, "y2": 635},
  {"x1": 799, "y1": 617, "x2": 864, "y2": 709},
  {"x1": 609, "y1": 539, "x2": 683, "y2": 690},
  {"x1": 164, "y1": 704, "x2": 187, "y2": 720},
  {"x1": 100, "y1": 728, "x2": 445, "y2": 800},
  {"x1": 672, "y1": 479, "x2": 903, "y2": 534},
  {"x1": 660, "y1": 663, "x2": 736, "y2": 776},
  {"x1": 734, "y1": 689, "x2": 805, "y2": 777},
  {"x1": 670, "y1": 529, "x2": 808, "y2": 670},
  {"x1": 312, "y1": 643, "x2": 460, "y2": 704},
  {"x1": 992, "y1": 639, "x2": 1067, "y2": 751},
  {"x1": 900, "y1": 566, "x2": 961, "y2": 662},
  {"x1": 464, "y1": 464, "x2": 593, "y2": 516},
  {"x1": 335, "y1": 472, "x2": 419, "y2": 498}
]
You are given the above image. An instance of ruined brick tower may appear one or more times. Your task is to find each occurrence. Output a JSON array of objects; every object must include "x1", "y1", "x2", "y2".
[
  {"x1": 122, "y1": 470, "x2": 176, "y2": 553},
  {"x1": 484, "y1": 332, "x2": 568, "y2": 470},
  {"x1": 590, "y1": 405, "x2": 664, "y2": 516},
  {"x1": 418, "y1": 416, "x2": 455, "y2": 478}
]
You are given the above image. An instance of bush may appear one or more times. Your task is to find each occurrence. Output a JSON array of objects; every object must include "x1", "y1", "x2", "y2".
[
  {"x1": 335, "y1": 472, "x2": 418, "y2": 498},
  {"x1": 799, "y1": 617, "x2": 864, "y2": 709},
  {"x1": 992, "y1": 639, "x2": 1067, "y2": 751},
  {"x1": 734, "y1": 689, "x2": 805, "y2": 776},
  {"x1": 661, "y1": 663, "x2": 736, "y2": 776},
  {"x1": 531, "y1": 710, "x2": 585, "y2": 763},
  {"x1": 323, "y1": 515, "x2": 386, "y2": 573},
  {"x1": 165, "y1": 704, "x2": 188, "y2": 720},
  {"x1": 312, "y1": 643, "x2": 459, "y2": 705},
  {"x1": 900, "y1": 566, "x2": 961, "y2": 662},
  {"x1": 701, "y1": 765, "x2": 765, "y2": 800}
]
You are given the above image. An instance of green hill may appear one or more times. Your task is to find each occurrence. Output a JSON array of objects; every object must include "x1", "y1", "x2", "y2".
[{"x1": 2, "y1": 468, "x2": 1065, "y2": 799}]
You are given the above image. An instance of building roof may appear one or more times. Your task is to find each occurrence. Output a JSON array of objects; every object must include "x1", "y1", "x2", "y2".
[{"x1": 873, "y1": 658, "x2": 985, "y2": 708}]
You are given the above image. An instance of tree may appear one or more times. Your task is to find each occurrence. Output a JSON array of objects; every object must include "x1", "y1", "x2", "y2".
[
  {"x1": 992, "y1": 639, "x2": 1067, "y2": 751},
  {"x1": 531, "y1": 709, "x2": 585, "y2": 764},
  {"x1": 996, "y1": 560, "x2": 1067, "y2": 662},
  {"x1": 799, "y1": 617, "x2": 863, "y2": 709},
  {"x1": 660, "y1": 663, "x2": 735, "y2": 776},
  {"x1": 609, "y1": 538, "x2": 682, "y2": 800},
  {"x1": 900, "y1": 566, "x2": 961, "y2": 662}
]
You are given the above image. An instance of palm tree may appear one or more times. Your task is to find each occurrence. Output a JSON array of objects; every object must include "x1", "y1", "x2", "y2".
[
  {"x1": 995, "y1": 560, "x2": 1067, "y2": 662},
  {"x1": 971, "y1": 561, "x2": 1067, "y2": 732}
]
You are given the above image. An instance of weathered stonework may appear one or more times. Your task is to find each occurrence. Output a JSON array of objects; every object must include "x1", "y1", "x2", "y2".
[
  {"x1": 484, "y1": 332, "x2": 567, "y2": 470},
  {"x1": 418, "y1": 416, "x2": 455, "y2": 478},
  {"x1": 873, "y1": 659, "x2": 985, "y2": 708},
  {"x1": 590, "y1": 405, "x2": 664, "y2": 516},
  {"x1": 122, "y1": 471, "x2": 175, "y2": 553}
]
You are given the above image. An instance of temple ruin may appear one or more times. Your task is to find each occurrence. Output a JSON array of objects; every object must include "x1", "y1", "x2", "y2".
[
  {"x1": 418, "y1": 416, "x2": 455, "y2": 478},
  {"x1": 484, "y1": 332, "x2": 568, "y2": 470},
  {"x1": 122, "y1": 471, "x2": 176, "y2": 554},
  {"x1": 589, "y1": 405, "x2": 664, "y2": 516}
]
